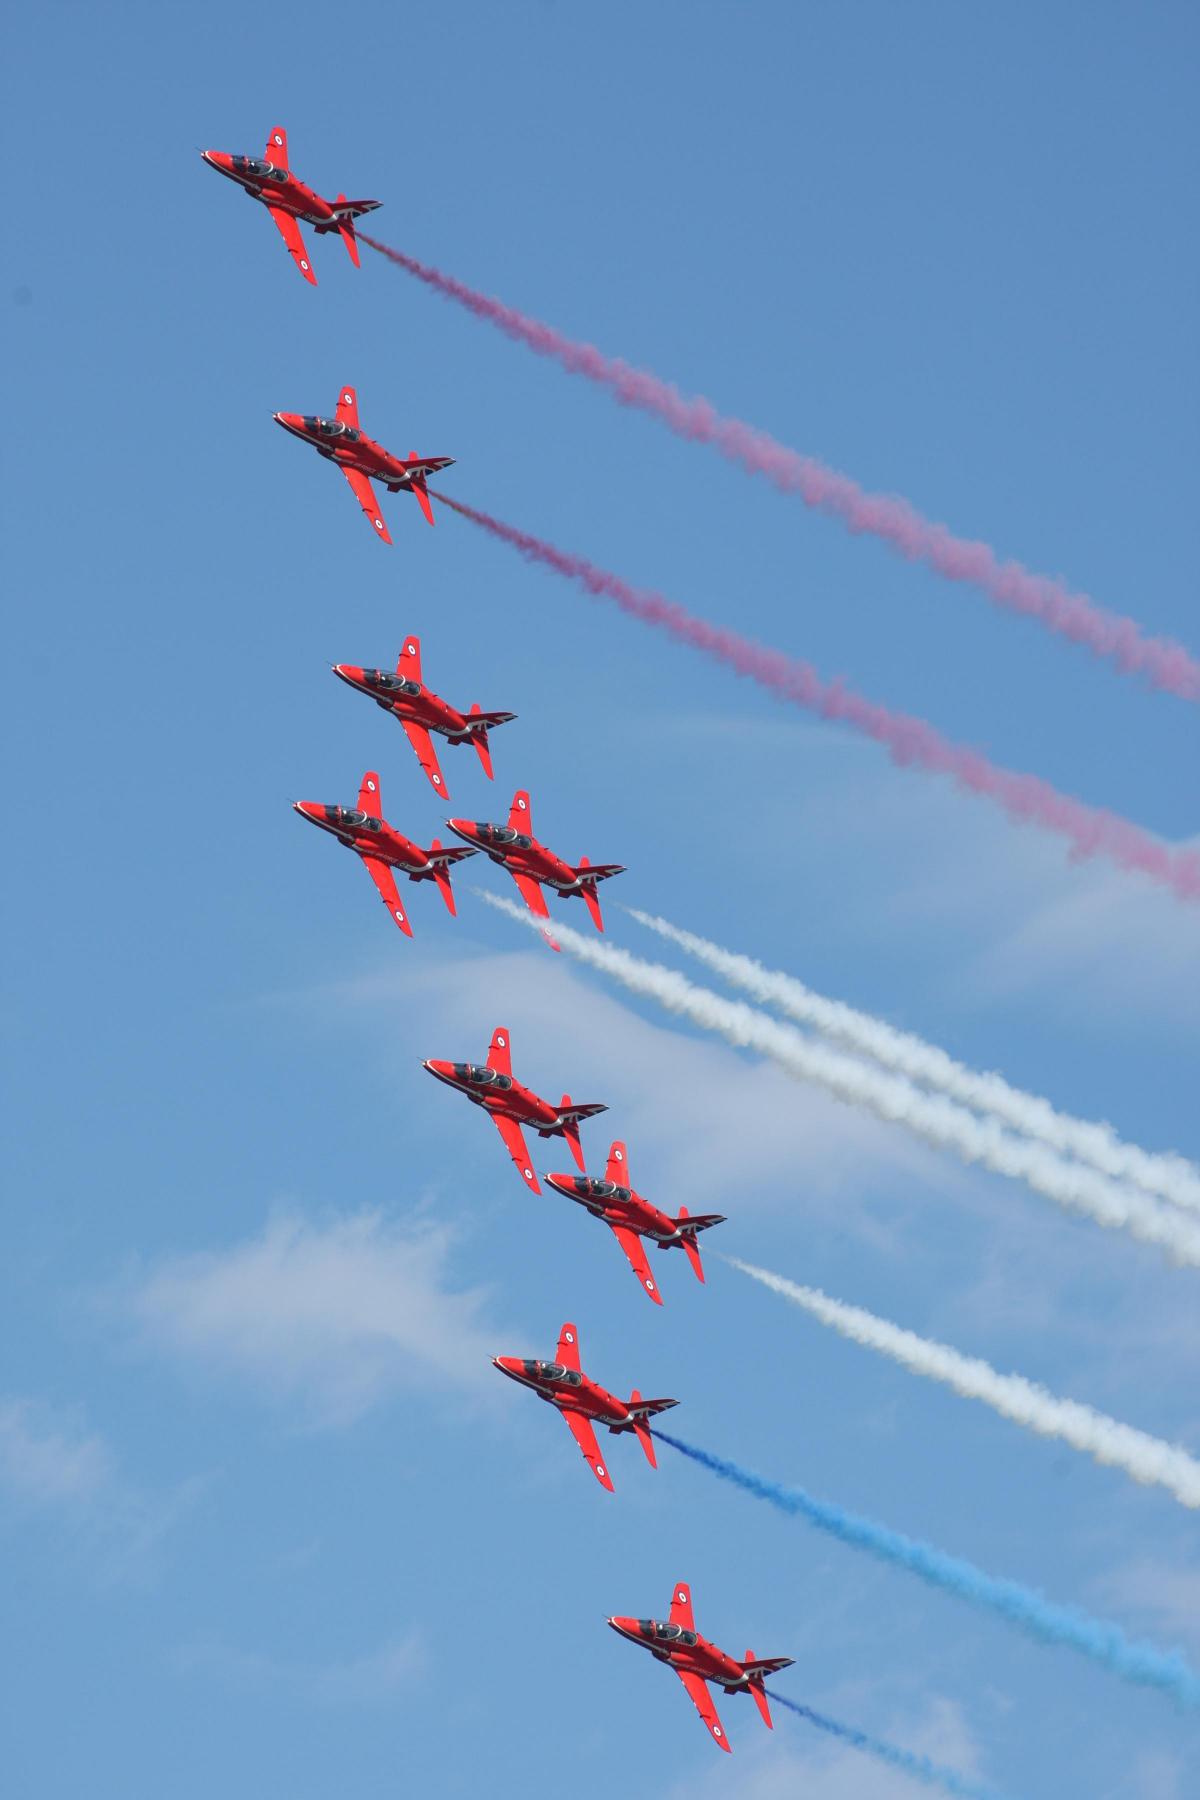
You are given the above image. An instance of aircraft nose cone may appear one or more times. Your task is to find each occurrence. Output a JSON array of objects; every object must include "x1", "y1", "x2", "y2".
[
  {"x1": 332, "y1": 663, "x2": 363, "y2": 685},
  {"x1": 293, "y1": 801, "x2": 322, "y2": 824}
]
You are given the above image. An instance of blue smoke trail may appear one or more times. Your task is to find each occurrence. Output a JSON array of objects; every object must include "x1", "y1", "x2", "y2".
[
  {"x1": 767, "y1": 1690, "x2": 1006, "y2": 1799},
  {"x1": 653, "y1": 1431, "x2": 1199, "y2": 1707}
]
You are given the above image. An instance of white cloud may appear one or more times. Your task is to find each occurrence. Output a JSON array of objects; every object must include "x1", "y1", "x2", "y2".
[
  {"x1": 0, "y1": 1395, "x2": 197, "y2": 1581},
  {"x1": 0, "y1": 1397, "x2": 115, "y2": 1507},
  {"x1": 666, "y1": 1689, "x2": 992, "y2": 1799},
  {"x1": 1092, "y1": 1558, "x2": 1200, "y2": 1656},
  {"x1": 130, "y1": 1210, "x2": 512, "y2": 1427},
  {"x1": 174, "y1": 1632, "x2": 423, "y2": 1703}
]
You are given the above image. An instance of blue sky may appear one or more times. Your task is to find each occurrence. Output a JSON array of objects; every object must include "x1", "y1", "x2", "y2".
[{"x1": 3, "y1": 3, "x2": 1198, "y2": 1795}]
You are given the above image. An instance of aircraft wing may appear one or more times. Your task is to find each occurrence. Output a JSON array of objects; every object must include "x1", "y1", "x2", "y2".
[
  {"x1": 490, "y1": 1111, "x2": 540, "y2": 1194},
  {"x1": 265, "y1": 203, "x2": 316, "y2": 286},
  {"x1": 609, "y1": 1223, "x2": 662, "y2": 1305},
  {"x1": 674, "y1": 1669, "x2": 730, "y2": 1753},
  {"x1": 400, "y1": 720, "x2": 448, "y2": 796},
  {"x1": 669, "y1": 1582, "x2": 696, "y2": 1632},
  {"x1": 359, "y1": 854, "x2": 412, "y2": 937},
  {"x1": 341, "y1": 466, "x2": 393, "y2": 544},
  {"x1": 560, "y1": 1408, "x2": 614, "y2": 1492},
  {"x1": 510, "y1": 870, "x2": 550, "y2": 920},
  {"x1": 605, "y1": 1141, "x2": 630, "y2": 1186}
]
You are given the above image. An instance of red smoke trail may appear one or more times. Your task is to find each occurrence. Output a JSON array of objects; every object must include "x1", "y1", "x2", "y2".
[
  {"x1": 361, "y1": 233, "x2": 1200, "y2": 703},
  {"x1": 433, "y1": 491, "x2": 1200, "y2": 903}
]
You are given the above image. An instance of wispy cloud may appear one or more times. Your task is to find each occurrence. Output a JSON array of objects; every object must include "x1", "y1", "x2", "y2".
[
  {"x1": 130, "y1": 1210, "x2": 510, "y2": 1426},
  {"x1": 0, "y1": 1396, "x2": 197, "y2": 1582},
  {"x1": 175, "y1": 1632, "x2": 424, "y2": 1703}
]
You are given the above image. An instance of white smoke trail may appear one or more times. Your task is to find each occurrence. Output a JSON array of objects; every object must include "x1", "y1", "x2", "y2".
[
  {"x1": 627, "y1": 910, "x2": 1200, "y2": 1215},
  {"x1": 727, "y1": 1256, "x2": 1200, "y2": 1508},
  {"x1": 478, "y1": 893, "x2": 1200, "y2": 1267}
]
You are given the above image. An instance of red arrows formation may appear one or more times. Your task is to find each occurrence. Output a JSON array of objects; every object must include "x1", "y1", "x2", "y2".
[{"x1": 204, "y1": 123, "x2": 786, "y2": 1753}]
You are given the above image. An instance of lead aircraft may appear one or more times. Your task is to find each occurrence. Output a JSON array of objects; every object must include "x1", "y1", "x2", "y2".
[
  {"x1": 201, "y1": 125, "x2": 379, "y2": 286},
  {"x1": 492, "y1": 1321, "x2": 677, "y2": 1492},
  {"x1": 608, "y1": 1580, "x2": 793, "y2": 1753},
  {"x1": 274, "y1": 384, "x2": 454, "y2": 541},
  {"x1": 294, "y1": 771, "x2": 475, "y2": 937},
  {"x1": 422, "y1": 1027, "x2": 607, "y2": 1193},
  {"x1": 446, "y1": 790, "x2": 624, "y2": 947},
  {"x1": 544, "y1": 1140, "x2": 725, "y2": 1304},
  {"x1": 332, "y1": 635, "x2": 516, "y2": 800}
]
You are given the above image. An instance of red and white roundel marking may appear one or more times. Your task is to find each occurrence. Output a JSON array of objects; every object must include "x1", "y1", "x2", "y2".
[
  {"x1": 274, "y1": 134, "x2": 284, "y2": 146},
  {"x1": 366, "y1": 778, "x2": 377, "y2": 792},
  {"x1": 300, "y1": 259, "x2": 309, "y2": 272},
  {"x1": 343, "y1": 391, "x2": 353, "y2": 405},
  {"x1": 645, "y1": 1278, "x2": 656, "y2": 1293},
  {"x1": 597, "y1": 1465, "x2": 606, "y2": 1480},
  {"x1": 374, "y1": 517, "x2": 384, "y2": 532},
  {"x1": 517, "y1": 797, "x2": 527, "y2": 811},
  {"x1": 677, "y1": 1589, "x2": 688, "y2": 1604},
  {"x1": 496, "y1": 1034, "x2": 506, "y2": 1048},
  {"x1": 613, "y1": 1147, "x2": 624, "y2": 1162},
  {"x1": 523, "y1": 1167, "x2": 533, "y2": 1182},
  {"x1": 564, "y1": 1330, "x2": 574, "y2": 1344}
]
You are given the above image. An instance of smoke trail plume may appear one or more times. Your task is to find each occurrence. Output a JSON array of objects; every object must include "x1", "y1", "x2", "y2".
[
  {"x1": 629, "y1": 910, "x2": 1200, "y2": 1212},
  {"x1": 768, "y1": 1691, "x2": 1006, "y2": 1800},
  {"x1": 653, "y1": 1431, "x2": 1200, "y2": 1706},
  {"x1": 362, "y1": 233, "x2": 1200, "y2": 702},
  {"x1": 442, "y1": 495, "x2": 1200, "y2": 904},
  {"x1": 727, "y1": 1257, "x2": 1200, "y2": 1508},
  {"x1": 480, "y1": 893, "x2": 1200, "y2": 1267}
]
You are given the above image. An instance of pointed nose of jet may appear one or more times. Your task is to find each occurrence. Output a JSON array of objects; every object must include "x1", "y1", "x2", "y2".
[
  {"x1": 293, "y1": 801, "x2": 325, "y2": 828},
  {"x1": 422, "y1": 1058, "x2": 455, "y2": 1085},
  {"x1": 201, "y1": 150, "x2": 233, "y2": 174},
  {"x1": 492, "y1": 1357, "x2": 524, "y2": 1382},
  {"x1": 446, "y1": 817, "x2": 480, "y2": 846},
  {"x1": 607, "y1": 1616, "x2": 641, "y2": 1644},
  {"x1": 332, "y1": 663, "x2": 366, "y2": 690},
  {"x1": 273, "y1": 411, "x2": 305, "y2": 436}
]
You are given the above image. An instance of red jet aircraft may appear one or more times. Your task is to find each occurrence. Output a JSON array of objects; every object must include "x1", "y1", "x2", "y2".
[
  {"x1": 294, "y1": 770, "x2": 475, "y2": 937},
  {"x1": 332, "y1": 635, "x2": 516, "y2": 800},
  {"x1": 493, "y1": 1321, "x2": 677, "y2": 1492},
  {"x1": 201, "y1": 125, "x2": 379, "y2": 286},
  {"x1": 422, "y1": 1027, "x2": 607, "y2": 1193},
  {"x1": 608, "y1": 1580, "x2": 793, "y2": 1753},
  {"x1": 274, "y1": 385, "x2": 454, "y2": 541},
  {"x1": 446, "y1": 790, "x2": 624, "y2": 946},
  {"x1": 544, "y1": 1140, "x2": 725, "y2": 1305}
]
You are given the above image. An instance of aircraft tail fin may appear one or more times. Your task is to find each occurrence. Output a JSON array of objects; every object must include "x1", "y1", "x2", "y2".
[
  {"x1": 486, "y1": 1028, "x2": 512, "y2": 1079},
  {"x1": 743, "y1": 1655, "x2": 773, "y2": 1728},
  {"x1": 427, "y1": 839, "x2": 458, "y2": 916},
  {"x1": 467, "y1": 704, "x2": 494, "y2": 779},
  {"x1": 624, "y1": 1390, "x2": 678, "y2": 1465},
  {"x1": 334, "y1": 195, "x2": 361, "y2": 267},
  {"x1": 676, "y1": 1207, "x2": 706, "y2": 1283},
  {"x1": 740, "y1": 1653, "x2": 793, "y2": 1723},
  {"x1": 408, "y1": 455, "x2": 435, "y2": 526},
  {"x1": 558, "y1": 1096, "x2": 585, "y2": 1172}
]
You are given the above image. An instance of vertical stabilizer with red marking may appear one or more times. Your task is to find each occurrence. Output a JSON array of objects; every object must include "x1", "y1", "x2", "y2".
[
  {"x1": 558, "y1": 1096, "x2": 585, "y2": 1171},
  {"x1": 428, "y1": 840, "x2": 457, "y2": 916},
  {"x1": 468, "y1": 705, "x2": 494, "y2": 778},
  {"x1": 576, "y1": 858, "x2": 605, "y2": 931},
  {"x1": 627, "y1": 1391, "x2": 658, "y2": 1467},
  {"x1": 508, "y1": 790, "x2": 532, "y2": 834},
  {"x1": 744, "y1": 1654, "x2": 773, "y2": 1728},
  {"x1": 486, "y1": 1027, "x2": 512, "y2": 1078},
  {"x1": 334, "y1": 194, "x2": 361, "y2": 266},
  {"x1": 336, "y1": 385, "x2": 360, "y2": 429},
  {"x1": 677, "y1": 1207, "x2": 706, "y2": 1283},
  {"x1": 408, "y1": 455, "x2": 435, "y2": 525},
  {"x1": 266, "y1": 125, "x2": 289, "y2": 167}
]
